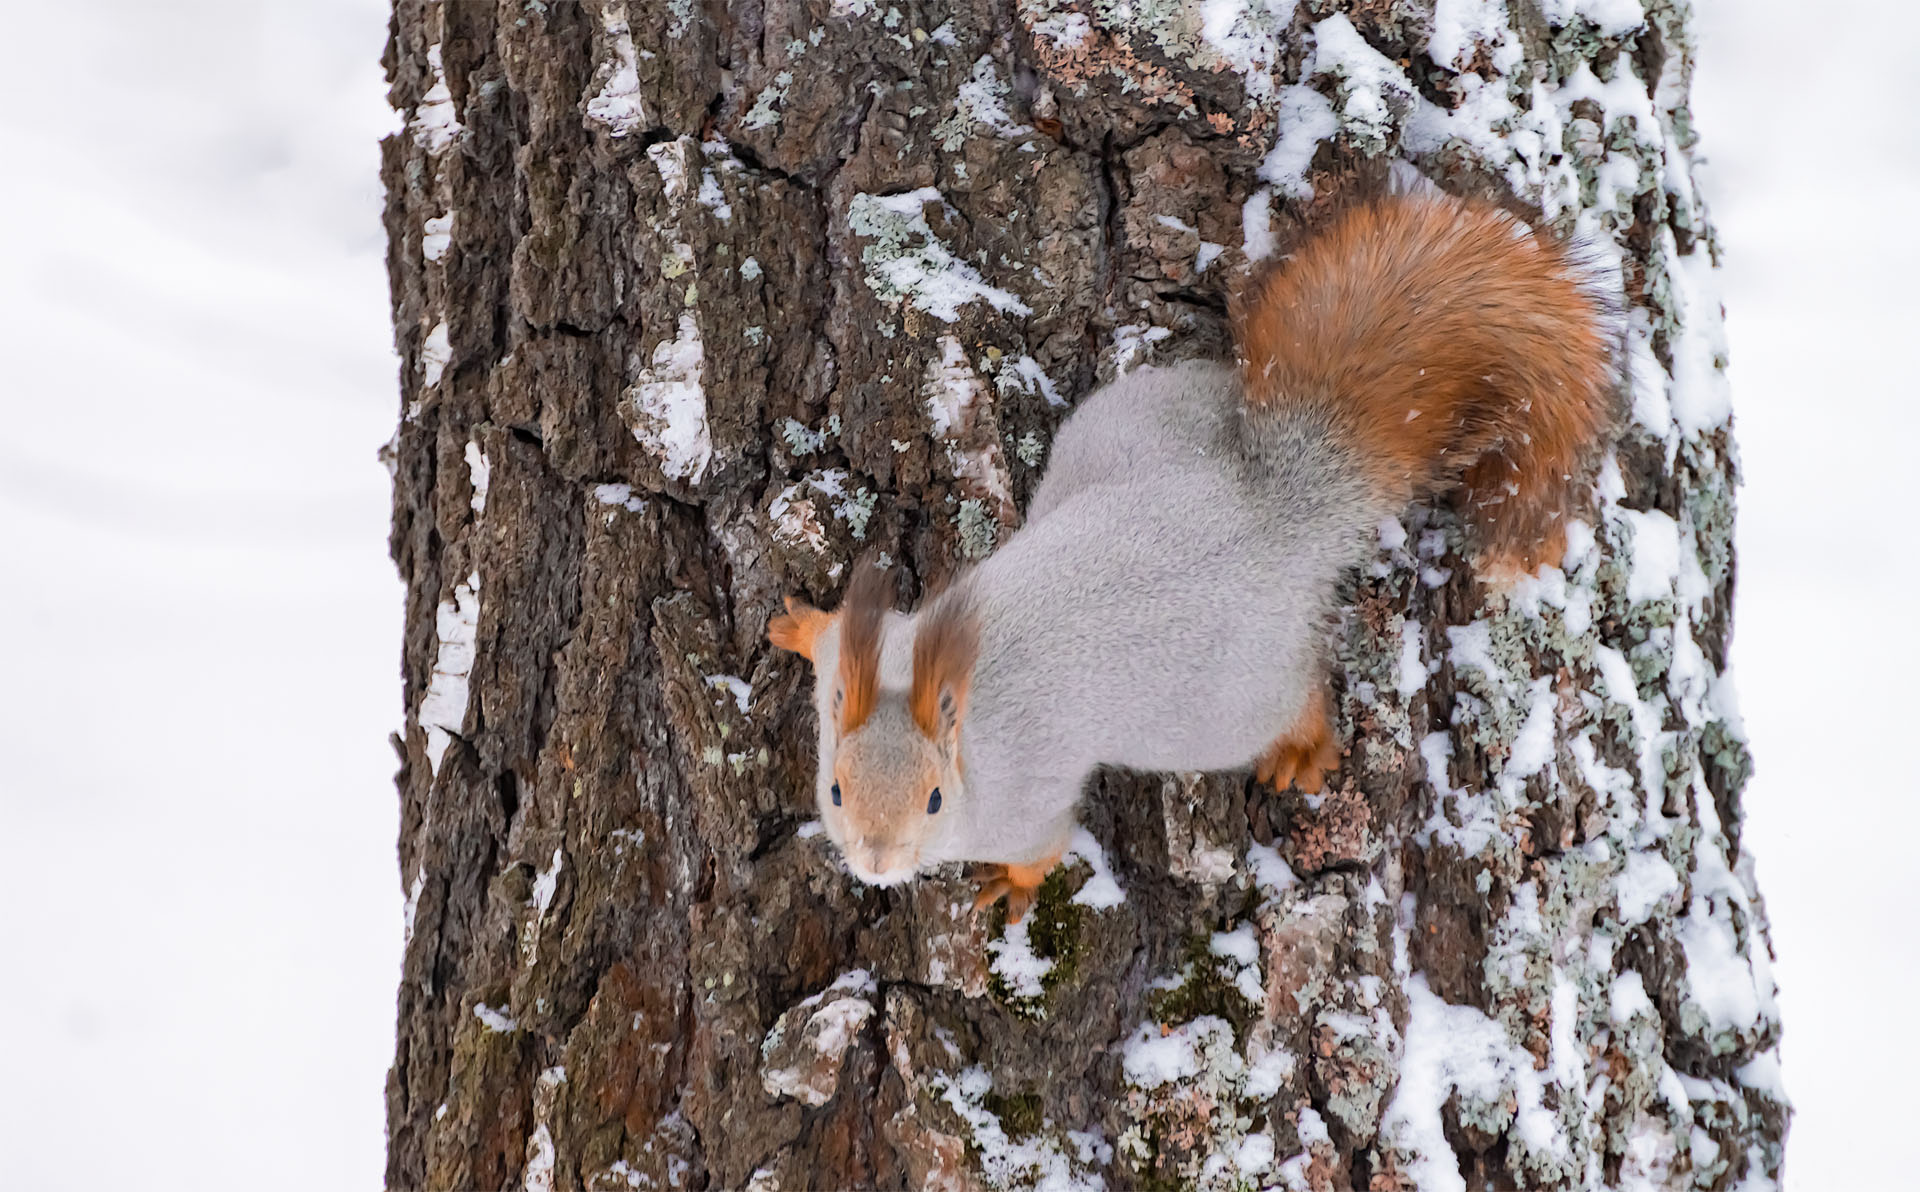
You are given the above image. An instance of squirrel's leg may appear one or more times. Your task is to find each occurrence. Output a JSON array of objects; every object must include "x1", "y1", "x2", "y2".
[
  {"x1": 1255, "y1": 685, "x2": 1341, "y2": 794},
  {"x1": 972, "y1": 837, "x2": 1069, "y2": 925}
]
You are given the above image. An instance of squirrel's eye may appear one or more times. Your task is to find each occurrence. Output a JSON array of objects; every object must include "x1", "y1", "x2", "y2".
[
  {"x1": 831, "y1": 783, "x2": 842, "y2": 806},
  {"x1": 927, "y1": 787, "x2": 942, "y2": 815}
]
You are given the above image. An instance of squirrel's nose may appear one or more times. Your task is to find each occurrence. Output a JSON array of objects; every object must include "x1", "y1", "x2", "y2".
[{"x1": 847, "y1": 841, "x2": 916, "y2": 886}]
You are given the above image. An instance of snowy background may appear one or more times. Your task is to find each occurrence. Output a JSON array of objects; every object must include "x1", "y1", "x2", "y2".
[{"x1": 0, "y1": 1, "x2": 1911, "y2": 1188}]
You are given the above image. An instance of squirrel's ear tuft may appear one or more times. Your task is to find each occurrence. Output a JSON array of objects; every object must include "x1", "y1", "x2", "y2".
[
  {"x1": 911, "y1": 589, "x2": 980, "y2": 745},
  {"x1": 768, "y1": 596, "x2": 833, "y2": 661},
  {"x1": 836, "y1": 563, "x2": 889, "y2": 734}
]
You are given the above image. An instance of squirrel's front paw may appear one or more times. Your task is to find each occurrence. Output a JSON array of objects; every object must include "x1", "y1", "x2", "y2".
[
  {"x1": 971, "y1": 858, "x2": 1057, "y2": 925},
  {"x1": 1256, "y1": 689, "x2": 1341, "y2": 794}
]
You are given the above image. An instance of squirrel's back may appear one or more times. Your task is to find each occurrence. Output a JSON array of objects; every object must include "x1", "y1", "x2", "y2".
[{"x1": 1235, "y1": 191, "x2": 1620, "y2": 566}]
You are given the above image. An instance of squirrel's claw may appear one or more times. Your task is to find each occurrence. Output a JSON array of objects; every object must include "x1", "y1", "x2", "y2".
[
  {"x1": 1257, "y1": 691, "x2": 1341, "y2": 794},
  {"x1": 971, "y1": 858, "x2": 1055, "y2": 924}
]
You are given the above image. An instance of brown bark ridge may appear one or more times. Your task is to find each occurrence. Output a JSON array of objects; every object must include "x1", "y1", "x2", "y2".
[{"x1": 380, "y1": 1, "x2": 1785, "y2": 1188}]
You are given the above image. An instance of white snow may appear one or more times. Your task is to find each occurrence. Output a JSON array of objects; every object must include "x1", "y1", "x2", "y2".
[
  {"x1": 1247, "y1": 840, "x2": 1299, "y2": 898},
  {"x1": 647, "y1": 140, "x2": 689, "y2": 205},
  {"x1": 1109, "y1": 324, "x2": 1171, "y2": 374},
  {"x1": 1506, "y1": 677, "x2": 1557, "y2": 776},
  {"x1": 464, "y1": 439, "x2": 489, "y2": 514},
  {"x1": 1234, "y1": 1132, "x2": 1275, "y2": 1174},
  {"x1": 1593, "y1": 644, "x2": 1668, "y2": 807},
  {"x1": 1621, "y1": 508, "x2": 1682, "y2": 603},
  {"x1": 696, "y1": 169, "x2": 732, "y2": 220},
  {"x1": 1209, "y1": 923, "x2": 1259, "y2": 965},
  {"x1": 1242, "y1": 1044, "x2": 1296, "y2": 1100},
  {"x1": 1541, "y1": 0, "x2": 1647, "y2": 36},
  {"x1": 474, "y1": 1003, "x2": 517, "y2": 1032},
  {"x1": 1210, "y1": 923, "x2": 1265, "y2": 1004},
  {"x1": 704, "y1": 674, "x2": 751, "y2": 715},
  {"x1": 1737, "y1": 1048, "x2": 1788, "y2": 1102},
  {"x1": 418, "y1": 571, "x2": 480, "y2": 777},
  {"x1": 529, "y1": 847, "x2": 563, "y2": 919},
  {"x1": 522, "y1": 1124, "x2": 555, "y2": 1192},
  {"x1": 1617, "y1": 849, "x2": 1681, "y2": 925},
  {"x1": 1064, "y1": 828, "x2": 1126, "y2": 909},
  {"x1": 923, "y1": 334, "x2": 982, "y2": 436},
  {"x1": 1395, "y1": 617, "x2": 1428, "y2": 696},
  {"x1": 1608, "y1": 969, "x2": 1654, "y2": 1024},
  {"x1": 1120, "y1": 1016, "x2": 1235, "y2": 1090},
  {"x1": 584, "y1": 1, "x2": 648, "y2": 137},
  {"x1": 846, "y1": 189, "x2": 1031, "y2": 322},
  {"x1": 1258, "y1": 85, "x2": 1338, "y2": 198},
  {"x1": 420, "y1": 320, "x2": 451, "y2": 388},
  {"x1": 1310, "y1": 15, "x2": 1413, "y2": 153},
  {"x1": 400, "y1": 867, "x2": 426, "y2": 949},
  {"x1": 411, "y1": 44, "x2": 462, "y2": 155},
  {"x1": 1200, "y1": 0, "x2": 1298, "y2": 101},
  {"x1": 935, "y1": 1067, "x2": 1108, "y2": 1191},
  {"x1": 942, "y1": 57, "x2": 1032, "y2": 147},
  {"x1": 1445, "y1": 621, "x2": 1499, "y2": 679},
  {"x1": 1665, "y1": 237, "x2": 1736, "y2": 436},
  {"x1": 1676, "y1": 892, "x2": 1764, "y2": 1035},
  {"x1": 1428, "y1": 0, "x2": 1512, "y2": 71},
  {"x1": 422, "y1": 212, "x2": 452, "y2": 262},
  {"x1": 986, "y1": 918, "x2": 1054, "y2": 1000},
  {"x1": 760, "y1": 970, "x2": 878, "y2": 1106},
  {"x1": 1242, "y1": 188, "x2": 1276, "y2": 261},
  {"x1": 623, "y1": 312, "x2": 711, "y2": 483},
  {"x1": 592, "y1": 483, "x2": 646, "y2": 513},
  {"x1": 1031, "y1": 11, "x2": 1092, "y2": 50},
  {"x1": 1006, "y1": 355, "x2": 1065, "y2": 407},
  {"x1": 1382, "y1": 976, "x2": 1566, "y2": 1189}
]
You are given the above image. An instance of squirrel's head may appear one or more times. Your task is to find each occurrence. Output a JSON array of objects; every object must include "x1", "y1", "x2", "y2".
[{"x1": 768, "y1": 566, "x2": 978, "y2": 888}]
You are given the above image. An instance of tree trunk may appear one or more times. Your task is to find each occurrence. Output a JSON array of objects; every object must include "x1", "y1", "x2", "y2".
[{"x1": 380, "y1": 1, "x2": 1786, "y2": 1188}]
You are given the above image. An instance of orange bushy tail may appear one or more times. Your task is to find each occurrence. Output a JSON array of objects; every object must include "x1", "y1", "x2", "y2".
[{"x1": 1235, "y1": 192, "x2": 1620, "y2": 568}]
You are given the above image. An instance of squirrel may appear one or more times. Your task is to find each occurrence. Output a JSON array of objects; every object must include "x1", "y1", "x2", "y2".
[{"x1": 769, "y1": 187, "x2": 1619, "y2": 923}]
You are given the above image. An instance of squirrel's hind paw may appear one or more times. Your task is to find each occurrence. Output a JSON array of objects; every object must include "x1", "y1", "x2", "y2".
[{"x1": 1256, "y1": 691, "x2": 1341, "y2": 794}]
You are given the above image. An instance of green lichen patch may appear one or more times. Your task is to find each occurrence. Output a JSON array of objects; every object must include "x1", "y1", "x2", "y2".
[{"x1": 985, "y1": 864, "x2": 1088, "y2": 1017}]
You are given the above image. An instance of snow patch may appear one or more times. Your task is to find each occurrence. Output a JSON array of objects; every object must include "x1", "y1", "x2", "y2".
[
  {"x1": 411, "y1": 44, "x2": 463, "y2": 155},
  {"x1": 1121, "y1": 1016, "x2": 1235, "y2": 1090},
  {"x1": 1247, "y1": 840, "x2": 1299, "y2": 898},
  {"x1": 622, "y1": 312, "x2": 711, "y2": 484},
  {"x1": 421, "y1": 321, "x2": 451, "y2": 388},
  {"x1": 987, "y1": 917, "x2": 1054, "y2": 1000},
  {"x1": 419, "y1": 571, "x2": 480, "y2": 777},
  {"x1": 1110, "y1": 324, "x2": 1171, "y2": 374},
  {"x1": 1617, "y1": 849, "x2": 1681, "y2": 925},
  {"x1": 1200, "y1": 0, "x2": 1298, "y2": 101},
  {"x1": 1258, "y1": 85, "x2": 1338, "y2": 198},
  {"x1": 705, "y1": 673, "x2": 752, "y2": 715},
  {"x1": 1064, "y1": 827, "x2": 1126, "y2": 909},
  {"x1": 585, "y1": 1, "x2": 649, "y2": 137},
  {"x1": 592, "y1": 483, "x2": 647, "y2": 514},
  {"x1": 464, "y1": 439, "x2": 489, "y2": 514},
  {"x1": 423, "y1": 212, "x2": 452, "y2": 262},
  {"x1": 936, "y1": 1066, "x2": 1110, "y2": 1191},
  {"x1": 924, "y1": 335, "x2": 983, "y2": 436},
  {"x1": 1383, "y1": 976, "x2": 1567, "y2": 1188},
  {"x1": 846, "y1": 189, "x2": 1031, "y2": 322}
]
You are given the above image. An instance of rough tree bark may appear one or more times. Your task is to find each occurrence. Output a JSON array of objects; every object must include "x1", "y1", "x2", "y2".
[{"x1": 380, "y1": 0, "x2": 1786, "y2": 1188}]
